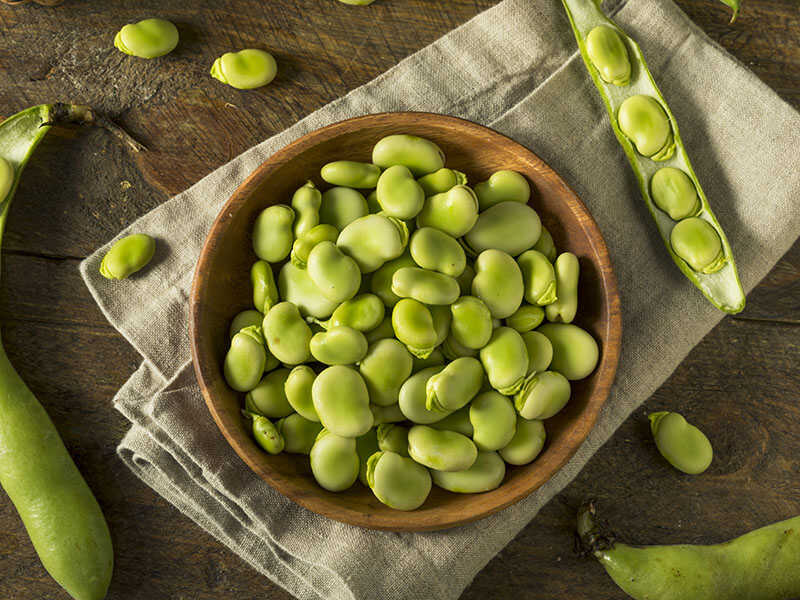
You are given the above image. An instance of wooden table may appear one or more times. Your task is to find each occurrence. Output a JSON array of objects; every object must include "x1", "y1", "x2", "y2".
[{"x1": 0, "y1": 1, "x2": 798, "y2": 598}]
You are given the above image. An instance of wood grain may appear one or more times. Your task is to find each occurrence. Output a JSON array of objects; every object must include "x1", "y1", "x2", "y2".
[
  {"x1": 191, "y1": 112, "x2": 621, "y2": 531},
  {"x1": 0, "y1": 0, "x2": 797, "y2": 597}
]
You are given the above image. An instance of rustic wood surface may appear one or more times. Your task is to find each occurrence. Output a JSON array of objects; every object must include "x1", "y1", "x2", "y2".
[{"x1": 0, "y1": 0, "x2": 798, "y2": 598}]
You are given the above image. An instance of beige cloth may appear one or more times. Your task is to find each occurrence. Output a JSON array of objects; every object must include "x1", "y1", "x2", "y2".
[{"x1": 80, "y1": 0, "x2": 800, "y2": 597}]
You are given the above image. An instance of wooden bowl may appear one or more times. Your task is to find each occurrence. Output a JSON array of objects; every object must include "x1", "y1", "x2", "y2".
[{"x1": 190, "y1": 112, "x2": 621, "y2": 531}]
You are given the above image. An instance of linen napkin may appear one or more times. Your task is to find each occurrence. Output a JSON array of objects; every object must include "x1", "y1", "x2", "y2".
[{"x1": 80, "y1": 0, "x2": 800, "y2": 597}]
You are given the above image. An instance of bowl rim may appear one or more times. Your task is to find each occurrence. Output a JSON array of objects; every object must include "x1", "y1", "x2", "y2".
[{"x1": 189, "y1": 111, "x2": 622, "y2": 531}]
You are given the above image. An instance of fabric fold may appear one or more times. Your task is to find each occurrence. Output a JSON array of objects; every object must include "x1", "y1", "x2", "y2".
[{"x1": 81, "y1": 0, "x2": 800, "y2": 598}]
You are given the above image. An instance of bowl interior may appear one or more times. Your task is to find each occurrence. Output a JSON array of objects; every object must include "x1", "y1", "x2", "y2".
[{"x1": 190, "y1": 112, "x2": 621, "y2": 531}]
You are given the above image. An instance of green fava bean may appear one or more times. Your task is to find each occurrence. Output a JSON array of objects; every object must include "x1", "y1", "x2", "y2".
[
  {"x1": 320, "y1": 187, "x2": 368, "y2": 230},
  {"x1": 310, "y1": 429, "x2": 359, "y2": 492},
  {"x1": 372, "y1": 134, "x2": 445, "y2": 176},
  {"x1": 356, "y1": 428, "x2": 379, "y2": 486},
  {"x1": 310, "y1": 326, "x2": 368, "y2": 365},
  {"x1": 211, "y1": 49, "x2": 278, "y2": 89},
  {"x1": 650, "y1": 167, "x2": 700, "y2": 220},
  {"x1": 533, "y1": 225, "x2": 558, "y2": 262},
  {"x1": 365, "y1": 315, "x2": 395, "y2": 344},
  {"x1": 338, "y1": 0, "x2": 376, "y2": 5},
  {"x1": 464, "y1": 201, "x2": 542, "y2": 256},
  {"x1": 472, "y1": 249, "x2": 524, "y2": 319},
  {"x1": 499, "y1": 416, "x2": 546, "y2": 465},
  {"x1": 456, "y1": 263, "x2": 475, "y2": 296},
  {"x1": 337, "y1": 214, "x2": 408, "y2": 273},
  {"x1": 417, "y1": 168, "x2": 467, "y2": 196},
  {"x1": 0, "y1": 157, "x2": 12, "y2": 202},
  {"x1": 312, "y1": 366, "x2": 373, "y2": 437},
  {"x1": 321, "y1": 161, "x2": 381, "y2": 189},
  {"x1": 99, "y1": 233, "x2": 156, "y2": 280},
  {"x1": 407, "y1": 425, "x2": 477, "y2": 472},
  {"x1": 370, "y1": 403, "x2": 406, "y2": 425},
  {"x1": 409, "y1": 227, "x2": 466, "y2": 277},
  {"x1": 474, "y1": 170, "x2": 531, "y2": 211},
  {"x1": 506, "y1": 305, "x2": 545, "y2": 333},
  {"x1": 586, "y1": 25, "x2": 631, "y2": 86},
  {"x1": 469, "y1": 391, "x2": 517, "y2": 451},
  {"x1": 441, "y1": 333, "x2": 479, "y2": 360},
  {"x1": 377, "y1": 424, "x2": 410, "y2": 456},
  {"x1": 359, "y1": 339, "x2": 413, "y2": 406},
  {"x1": 223, "y1": 326, "x2": 267, "y2": 392},
  {"x1": 247, "y1": 413, "x2": 284, "y2": 454},
  {"x1": 450, "y1": 296, "x2": 493, "y2": 350},
  {"x1": 618, "y1": 95, "x2": 675, "y2": 161},
  {"x1": 290, "y1": 223, "x2": 339, "y2": 268},
  {"x1": 479, "y1": 327, "x2": 529, "y2": 395},
  {"x1": 391, "y1": 299, "x2": 438, "y2": 359},
  {"x1": 376, "y1": 165, "x2": 425, "y2": 219},
  {"x1": 431, "y1": 451, "x2": 505, "y2": 493},
  {"x1": 370, "y1": 252, "x2": 416, "y2": 307},
  {"x1": 429, "y1": 405, "x2": 473, "y2": 437},
  {"x1": 518, "y1": 249, "x2": 558, "y2": 306},
  {"x1": 398, "y1": 366, "x2": 448, "y2": 424},
  {"x1": 250, "y1": 260, "x2": 279, "y2": 313},
  {"x1": 670, "y1": 217, "x2": 725, "y2": 274},
  {"x1": 416, "y1": 185, "x2": 479, "y2": 237},
  {"x1": 245, "y1": 368, "x2": 293, "y2": 418},
  {"x1": 114, "y1": 18, "x2": 179, "y2": 59},
  {"x1": 278, "y1": 262, "x2": 339, "y2": 319},
  {"x1": 262, "y1": 301, "x2": 312, "y2": 365},
  {"x1": 514, "y1": 370, "x2": 571, "y2": 420},
  {"x1": 366, "y1": 451, "x2": 432, "y2": 511},
  {"x1": 291, "y1": 181, "x2": 322, "y2": 238},
  {"x1": 538, "y1": 323, "x2": 599, "y2": 380},
  {"x1": 253, "y1": 204, "x2": 295, "y2": 263},
  {"x1": 425, "y1": 356, "x2": 484, "y2": 413},
  {"x1": 329, "y1": 293, "x2": 385, "y2": 331},
  {"x1": 276, "y1": 413, "x2": 323, "y2": 455},
  {"x1": 229, "y1": 309, "x2": 263, "y2": 338},
  {"x1": 284, "y1": 365, "x2": 319, "y2": 422},
  {"x1": 545, "y1": 252, "x2": 580, "y2": 324},
  {"x1": 521, "y1": 330, "x2": 554, "y2": 375},
  {"x1": 649, "y1": 411, "x2": 713, "y2": 475},
  {"x1": 391, "y1": 267, "x2": 460, "y2": 306},
  {"x1": 307, "y1": 241, "x2": 361, "y2": 303}
]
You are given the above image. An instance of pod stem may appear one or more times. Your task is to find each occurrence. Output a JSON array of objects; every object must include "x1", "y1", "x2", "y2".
[
  {"x1": 44, "y1": 103, "x2": 145, "y2": 153},
  {"x1": 575, "y1": 498, "x2": 617, "y2": 556}
]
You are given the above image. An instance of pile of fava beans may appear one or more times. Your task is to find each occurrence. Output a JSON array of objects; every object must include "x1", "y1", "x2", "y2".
[{"x1": 223, "y1": 134, "x2": 600, "y2": 511}]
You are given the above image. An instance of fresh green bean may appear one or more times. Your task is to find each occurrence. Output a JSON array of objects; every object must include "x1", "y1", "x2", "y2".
[
  {"x1": 211, "y1": 49, "x2": 278, "y2": 90},
  {"x1": 473, "y1": 170, "x2": 531, "y2": 211},
  {"x1": 291, "y1": 180, "x2": 322, "y2": 238},
  {"x1": 372, "y1": 134, "x2": 445, "y2": 176},
  {"x1": 250, "y1": 260, "x2": 279, "y2": 313},
  {"x1": 253, "y1": 204, "x2": 295, "y2": 263},
  {"x1": 417, "y1": 168, "x2": 467, "y2": 196},
  {"x1": 115, "y1": 18, "x2": 178, "y2": 59},
  {"x1": 545, "y1": 252, "x2": 579, "y2": 323},
  {"x1": 649, "y1": 411, "x2": 713, "y2": 474},
  {"x1": 321, "y1": 161, "x2": 381, "y2": 188},
  {"x1": 99, "y1": 233, "x2": 155, "y2": 279},
  {"x1": 561, "y1": 0, "x2": 744, "y2": 313}
]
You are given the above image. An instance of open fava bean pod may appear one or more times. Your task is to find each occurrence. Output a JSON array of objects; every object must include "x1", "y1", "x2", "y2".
[{"x1": 560, "y1": 0, "x2": 745, "y2": 313}]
